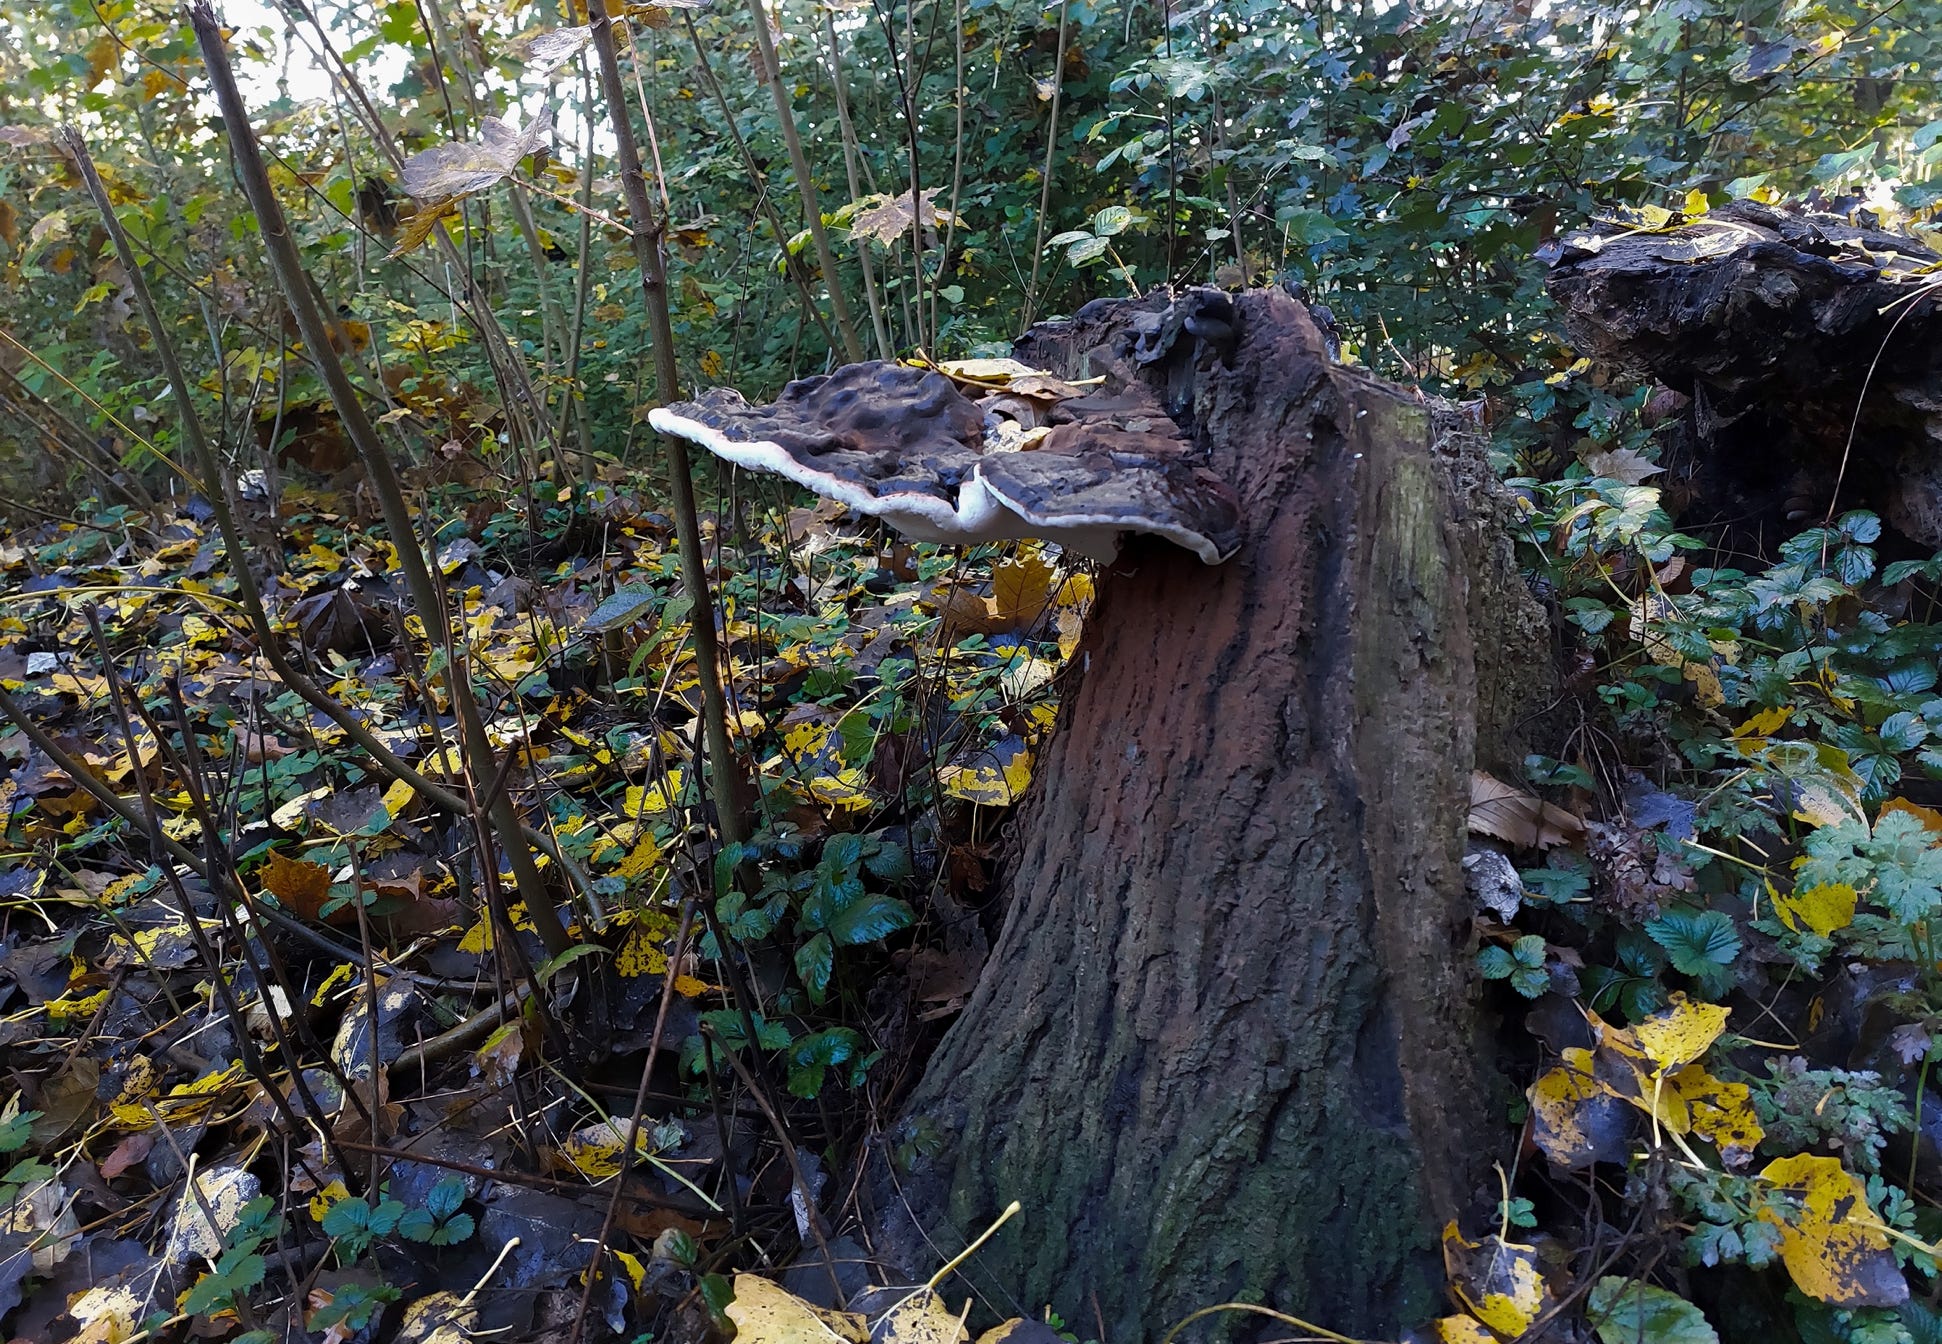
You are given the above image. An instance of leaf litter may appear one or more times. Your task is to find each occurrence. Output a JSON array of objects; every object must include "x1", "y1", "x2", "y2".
[{"x1": 0, "y1": 468, "x2": 1094, "y2": 1339}]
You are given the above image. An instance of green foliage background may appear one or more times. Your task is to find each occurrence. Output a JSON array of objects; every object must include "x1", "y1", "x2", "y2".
[{"x1": 1, "y1": 0, "x2": 1938, "y2": 496}]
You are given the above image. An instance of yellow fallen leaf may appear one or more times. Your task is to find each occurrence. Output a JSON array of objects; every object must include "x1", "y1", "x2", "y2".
[
  {"x1": 1757, "y1": 1154, "x2": 1908, "y2": 1308},
  {"x1": 1774, "y1": 882, "x2": 1857, "y2": 938},
  {"x1": 1608, "y1": 992, "x2": 1728, "y2": 1074},
  {"x1": 725, "y1": 1274, "x2": 868, "y2": 1344},
  {"x1": 1670, "y1": 1064, "x2": 1764, "y2": 1167},
  {"x1": 1528, "y1": 1047, "x2": 1636, "y2": 1169},
  {"x1": 1442, "y1": 1222, "x2": 1546, "y2": 1337},
  {"x1": 874, "y1": 1289, "x2": 969, "y2": 1344},
  {"x1": 1434, "y1": 1317, "x2": 1496, "y2": 1344}
]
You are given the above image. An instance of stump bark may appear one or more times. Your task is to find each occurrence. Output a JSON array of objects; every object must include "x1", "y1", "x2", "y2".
[{"x1": 870, "y1": 290, "x2": 1544, "y2": 1338}]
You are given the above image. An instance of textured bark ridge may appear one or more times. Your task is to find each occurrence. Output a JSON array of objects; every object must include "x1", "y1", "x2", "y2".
[
  {"x1": 1545, "y1": 200, "x2": 1942, "y2": 547},
  {"x1": 871, "y1": 289, "x2": 1534, "y2": 1338}
]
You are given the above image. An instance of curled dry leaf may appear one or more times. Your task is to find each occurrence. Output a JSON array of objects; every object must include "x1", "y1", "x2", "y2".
[
  {"x1": 401, "y1": 113, "x2": 548, "y2": 201},
  {"x1": 1467, "y1": 771, "x2": 1585, "y2": 850},
  {"x1": 507, "y1": 26, "x2": 591, "y2": 76}
]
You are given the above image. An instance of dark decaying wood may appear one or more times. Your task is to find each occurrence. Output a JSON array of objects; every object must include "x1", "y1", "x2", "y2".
[
  {"x1": 867, "y1": 289, "x2": 1547, "y2": 1338},
  {"x1": 1545, "y1": 200, "x2": 1942, "y2": 547}
]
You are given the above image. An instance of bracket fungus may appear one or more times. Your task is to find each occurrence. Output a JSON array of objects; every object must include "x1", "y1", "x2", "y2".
[{"x1": 647, "y1": 361, "x2": 1243, "y2": 563}]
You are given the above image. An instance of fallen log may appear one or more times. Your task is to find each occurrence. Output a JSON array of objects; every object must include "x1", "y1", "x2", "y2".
[{"x1": 1544, "y1": 200, "x2": 1942, "y2": 548}]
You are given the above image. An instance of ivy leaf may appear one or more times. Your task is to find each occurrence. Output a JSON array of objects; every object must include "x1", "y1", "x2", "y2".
[{"x1": 1645, "y1": 908, "x2": 1741, "y2": 977}]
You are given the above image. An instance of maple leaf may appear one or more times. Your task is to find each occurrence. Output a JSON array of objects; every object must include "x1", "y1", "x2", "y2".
[{"x1": 847, "y1": 187, "x2": 953, "y2": 245}]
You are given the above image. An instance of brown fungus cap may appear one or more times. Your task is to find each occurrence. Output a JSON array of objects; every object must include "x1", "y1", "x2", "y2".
[{"x1": 648, "y1": 361, "x2": 1242, "y2": 563}]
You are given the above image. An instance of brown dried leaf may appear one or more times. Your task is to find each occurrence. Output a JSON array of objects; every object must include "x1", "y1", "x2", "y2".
[
  {"x1": 1466, "y1": 771, "x2": 1585, "y2": 850},
  {"x1": 848, "y1": 186, "x2": 952, "y2": 245},
  {"x1": 387, "y1": 198, "x2": 459, "y2": 259},
  {"x1": 401, "y1": 114, "x2": 547, "y2": 200},
  {"x1": 261, "y1": 850, "x2": 334, "y2": 923}
]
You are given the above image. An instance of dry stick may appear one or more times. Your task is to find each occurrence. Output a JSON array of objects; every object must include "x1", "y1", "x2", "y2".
[
  {"x1": 190, "y1": 8, "x2": 572, "y2": 960},
  {"x1": 556, "y1": 60, "x2": 603, "y2": 478},
  {"x1": 1021, "y1": 0, "x2": 1072, "y2": 331},
  {"x1": 0, "y1": 680, "x2": 449, "y2": 985},
  {"x1": 866, "y1": 0, "x2": 931, "y2": 353},
  {"x1": 415, "y1": 0, "x2": 570, "y2": 456},
  {"x1": 819, "y1": 10, "x2": 895, "y2": 359},
  {"x1": 567, "y1": 895, "x2": 697, "y2": 1344},
  {"x1": 587, "y1": 5, "x2": 750, "y2": 853},
  {"x1": 276, "y1": 0, "x2": 544, "y2": 451},
  {"x1": 681, "y1": 13, "x2": 841, "y2": 357},
  {"x1": 698, "y1": 1031, "x2": 748, "y2": 1236},
  {"x1": 746, "y1": 0, "x2": 866, "y2": 363},
  {"x1": 82, "y1": 609, "x2": 356, "y2": 1189},
  {"x1": 147, "y1": 677, "x2": 370, "y2": 1127},
  {"x1": 701, "y1": 1020, "x2": 847, "y2": 1306},
  {"x1": 0, "y1": 368, "x2": 155, "y2": 509},
  {"x1": 931, "y1": 0, "x2": 967, "y2": 352},
  {"x1": 59, "y1": 124, "x2": 592, "y2": 916},
  {"x1": 1204, "y1": 12, "x2": 1247, "y2": 284},
  {"x1": 331, "y1": 1138, "x2": 715, "y2": 1211}
]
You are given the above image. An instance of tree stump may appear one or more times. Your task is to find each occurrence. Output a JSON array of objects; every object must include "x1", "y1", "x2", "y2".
[{"x1": 870, "y1": 289, "x2": 1545, "y2": 1338}]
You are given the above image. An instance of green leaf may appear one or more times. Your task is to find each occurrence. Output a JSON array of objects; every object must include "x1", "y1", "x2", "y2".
[
  {"x1": 795, "y1": 931, "x2": 834, "y2": 1001},
  {"x1": 864, "y1": 841, "x2": 912, "y2": 882},
  {"x1": 825, "y1": 894, "x2": 914, "y2": 946},
  {"x1": 0, "y1": 1110, "x2": 40, "y2": 1153},
  {"x1": 1065, "y1": 235, "x2": 1111, "y2": 265},
  {"x1": 398, "y1": 1206, "x2": 437, "y2": 1242},
  {"x1": 1644, "y1": 908, "x2": 1741, "y2": 977},
  {"x1": 1478, "y1": 945, "x2": 1515, "y2": 980},
  {"x1": 583, "y1": 585, "x2": 659, "y2": 632},
  {"x1": 427, "y1": 1211, "x2": 474, "y2": 1245},
  {"x1": 322, "y1": 1198, "x2": 371, "y2": 1239},
  {"x1": 182, "y1": 1270, "x2": 238, "y2": 1318},
  {"x1": 535, "y1": 942, "x2": 609, "y2": 986},
  {"x1": 425, "y1": 1176, "x2": 466, "y2": 1222},
  {"x1": 1587, "y1": 1277, "x2": 1719, "y2": 1344},
  {"x1": 1091, "y1": 205, "x2": 1136, "y2": 237},
  {"x1": 1879, "y1": 712, "x2": 1928, "y2": 753}
]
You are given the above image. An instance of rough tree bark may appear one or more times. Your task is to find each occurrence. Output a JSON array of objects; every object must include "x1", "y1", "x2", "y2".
[
  {"x1": 1544, "y1": 200, "x2": 1942, "y2": 548},
  {"x1": 869, "y1": 289, "x2": 1547, "y2": 1338}
]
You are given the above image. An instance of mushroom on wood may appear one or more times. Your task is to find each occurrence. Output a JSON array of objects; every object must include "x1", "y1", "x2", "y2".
[{"x1": 647, "y1": 360, "x2": 1243, "y2": 563}]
